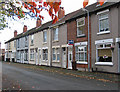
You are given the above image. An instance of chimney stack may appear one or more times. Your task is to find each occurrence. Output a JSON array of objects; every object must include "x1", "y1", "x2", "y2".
[
  {"x1": 58, "y1": 7, "x2": 65, "y2": 19},
  {"x1": 36, "y1": 18, "x2": 42, "y2": 28},
  {"x1": 14, "y1": 30, "x2": 17, "y2": 37},
  {"x1": 23, "y1": 25, "x2": 27, "y2": 33}
]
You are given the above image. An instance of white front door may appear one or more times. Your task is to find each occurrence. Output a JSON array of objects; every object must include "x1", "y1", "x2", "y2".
[
  {"x1": 118, "y1": 43, "x2": 120, "y2": 73},
  {"x1": 68, "y1": 47, "x2": 73, "y2": 69},
  {"x1": 39, "y1": 49, "x2": 41, "y2": 65},
  {"x1": 62, "y1": 48, "x2": 66, "y2": 68},
  {"x1": 35, "y1": 51, "x2": 38, "y2": 65}
]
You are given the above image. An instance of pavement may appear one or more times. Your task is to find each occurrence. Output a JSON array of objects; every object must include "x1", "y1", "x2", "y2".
[{"x1": 1, "y1": 61, "x2": 120, "y2": 91}]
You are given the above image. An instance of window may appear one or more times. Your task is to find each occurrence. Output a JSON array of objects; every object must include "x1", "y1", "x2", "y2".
[
  {"x1": 52, "y1": 48, "x2": 56, "y2": 60},
  {"x1": 14, "y1": 41, "x2": 16, "y2": 47},
  {"x1": 75, "y1": 46, "x2": 87, "y2": 62},
  {"x1": 53, "y1": 28, "x2": 58, "y2": 41},
  {"x1": 25, "y1": 36, "x2": 28, "y2": 47},
  {"x1": 98, "y1": 12, "x2": 109, "y2": 33},
  {"x1": 96, "y1": 43, "x2": 112, "y2": 62},
  {"x1": 17, "y1": 51, "x2": 20, "y2": 60},
  {"x1": 9, "y1": 43, "x2": 11, "y2": 50},
  {"x1": 17, "y1": 39, "x2": 20, "y2": 48},
  {"x1": 77, "y1": 17, "x2": 85, "y2": 37},
  {"x1": 30, "y1": 49, "x2": 34, "y2": 60},
  {"x1": 31, "y1": 35, "x2": 34, "y2": 45},
  {"x1": 24, "y1": 50, "x2": 28, "y2": 61},
  {"x1": 43, "y1": 31, "x2": 47, "y2": 43},
  {"x1": 43, "y1": 49, "x2": 48, "y2": 61},
  {"x1": 52, "y1": 48, "x2": 60, "y2": 62}
]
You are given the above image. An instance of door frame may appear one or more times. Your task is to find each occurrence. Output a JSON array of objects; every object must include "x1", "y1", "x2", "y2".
[
  {"x1": 68, "y1": 46, "x2": 73, "y2": 69},
  {"x1": 62, "y1": 47, "x2": 67, "y2": 68},
  {"x1": 38, "y1": 48, "x2": 41, "y2": 65}
]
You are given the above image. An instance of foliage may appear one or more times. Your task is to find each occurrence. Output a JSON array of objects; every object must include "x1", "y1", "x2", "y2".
[{"x1": 0, "y1": 0, "x2": 61, "y2": 30}]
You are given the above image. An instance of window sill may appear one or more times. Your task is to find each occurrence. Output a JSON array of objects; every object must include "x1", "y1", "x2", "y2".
[
  {"x1": 53, "y1": 40, "x2": 59, "y2": 43},
  {"x1": 30, "y1": 59, "x2": 34, "y2": 61},
  {"x1": 77, "y1": 34, "x2": 86, "y2": 38},
  {"x1": 95, "y1": 62, "x2": 113, "y2": 66},
  {"x1": 43, "y1": 42, "x2": 47, "y2": 44},
  {"x1": 52, "y1": 60, "x2": 60, "y2": 63},
  {"x1": 77, "y1": 61, "x2": 88, "y2": 64},
  {"x1": 42, "y1": 60, "x2": 48, "y2": 62},
  {"x1": 97, "y1": 31, "x2": 110, "y2": 35},
  {"x1": 30, "y1": 44, "x2": 34, "y2": 46}
]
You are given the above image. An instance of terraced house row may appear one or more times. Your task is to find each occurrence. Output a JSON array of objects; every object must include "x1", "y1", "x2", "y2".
[{"x1": 5, "y1": 2, "x2": 120, "y2": 73}]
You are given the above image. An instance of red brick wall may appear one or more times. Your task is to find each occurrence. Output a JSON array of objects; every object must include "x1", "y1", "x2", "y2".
[{"x1": 67, "y1": 16, "x2": 91, "y2": 69}]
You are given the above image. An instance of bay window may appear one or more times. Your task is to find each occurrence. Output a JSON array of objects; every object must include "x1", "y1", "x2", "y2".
[{"x1": 96, "y1": 43, "x2": 112, "y2": 63}]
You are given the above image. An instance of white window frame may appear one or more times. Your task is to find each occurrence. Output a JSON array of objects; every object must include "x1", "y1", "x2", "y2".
[
  {"x1": 53, "y1": 27, "x2": 59, "y2": 41},
  {"x1": 43, "y1": 31, "x2": 47, "y2": 43},
  {"x1": 77, "y1": 17, "x2": 85, "y2": 37},
  {"x1": 97, "y1": 9, "x2": 110, "y2": 35},
  {"x1": 75, "y1": 46, "x2": 87, "y2": 64},
  {"x1": 42, "y1": 49, "x2": 48, "y2": 61},
  {"x1": 95, "y1": 43, "x2": 113, "y2": 66},
  {"x1": 52, "y1": 47, "x2": 60, "y2": 62},
  {"x1": 30, "y1": 49, "x2": 34, "y2": 60}
]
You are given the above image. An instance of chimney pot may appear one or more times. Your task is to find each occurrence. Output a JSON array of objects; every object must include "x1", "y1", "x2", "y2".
[
  {"x1": 14, "y1": 30, "x2": 17, "y2": 37},
  {"x1": 36, "y1": 18, "x2": 42, "y2": 28},
  {"x1": 23, "y1": 25, "x2": 27, "y2": 33},
  {"x1": 58, "y1": 7, "x2": 65, "y2": 19}
]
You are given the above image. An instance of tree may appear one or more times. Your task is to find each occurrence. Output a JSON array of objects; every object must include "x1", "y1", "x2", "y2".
[
  {"x1": 0, "y1": 0, "x2": 61, "y2": 30},
  {"x1": 83, "y1": 0, "x2": 105, "y2": 8}
]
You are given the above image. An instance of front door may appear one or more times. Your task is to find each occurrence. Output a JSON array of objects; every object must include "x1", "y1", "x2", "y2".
[
  {"x1": 118, "y1": 43, "x2": 120, "y2": 73},
  {"x1": 62, "y1": 47, "x2": 66, "y2": 68},
  {"x1": 35, "y1": 49, "x2": 38, "y2": 65},
  {"x1": 39, "y1": 49, "x2": 41, "y2": 65},
  {"x1": 22, "y1": 52, "x2": 24, "y2": 63},
  {"x1": 68, "y1": 47, "x2": 73, "y2": 69}
]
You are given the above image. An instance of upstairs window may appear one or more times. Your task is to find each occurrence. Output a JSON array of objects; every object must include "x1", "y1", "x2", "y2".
[
  {"x1": 98, "y1": 10, "x2": 109, "y2": 33},
  {"x1": 53, "y1": 27, "x2": 58, "y2": 41},
  {"x1": 25, "y1": 36, "x2": 28, "y2": 47},
  {"x1": 43, "y1": 31, "x2": 47, "y2": 43},
  {"x1": 77, "y1": 17, "x2": 85, "y2": 37},
  {"x1": 31, "y1": 35, "x2": 34, "y2": 45}
]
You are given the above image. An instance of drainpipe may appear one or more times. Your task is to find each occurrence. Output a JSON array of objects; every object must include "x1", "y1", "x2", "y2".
[{"x1": 82, "y1": 8, "x2": 90, "y2": 72}]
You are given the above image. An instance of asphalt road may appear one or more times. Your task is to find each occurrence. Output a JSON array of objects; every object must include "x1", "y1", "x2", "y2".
[{"x1": 2, "y1": 61, "x2": 119, "y2": 90}]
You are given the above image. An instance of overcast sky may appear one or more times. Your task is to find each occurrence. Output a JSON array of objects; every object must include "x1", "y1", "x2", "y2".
[{"x1": 0, "y1": 0, "x2": 96, "y2": 49}]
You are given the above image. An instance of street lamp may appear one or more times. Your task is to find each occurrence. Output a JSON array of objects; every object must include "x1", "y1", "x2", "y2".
[{"x1": 82, "y1": 8, "x2": 90, "y2": 72}]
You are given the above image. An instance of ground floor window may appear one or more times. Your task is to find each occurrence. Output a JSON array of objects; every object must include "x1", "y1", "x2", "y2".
[
  {"x1": 75, "y1": 46, "x2": 87, "y2": 62},
  {"x1": 96, "y1": 43, "x2": 112, "y2": 62},
  {"x1": 42, "y1": 49, "x2": 48, "y2": 61},
  {"x1": 24, "y1": 50, "x2": 28, "y2": 61},
  {"x1": 52, "y1": 48, "x2": 60, "y2": 62},
  {"x1": 30, "y1": 49, "x2": 34, "y2": 60},
  {"x1": 17, "y1": 51, "x2": 20, "y2": 60}
]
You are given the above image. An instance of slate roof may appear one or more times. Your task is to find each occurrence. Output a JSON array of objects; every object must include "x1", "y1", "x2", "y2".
[
  {"x1": 66, "y1": 2, "x2": 120, "y2": 22},
  {"x1": 5, "y1": 1, "x2": 120, "y2": 44}
]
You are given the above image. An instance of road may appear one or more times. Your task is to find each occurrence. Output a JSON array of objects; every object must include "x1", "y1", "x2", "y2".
[{"x1": 2, "y1": 61, "x2": 119, "y2": 90}]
